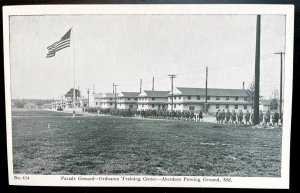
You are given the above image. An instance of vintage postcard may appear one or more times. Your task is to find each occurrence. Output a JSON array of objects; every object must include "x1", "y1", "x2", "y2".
[{"x1": 3, "y1": 4, "x2": 294, "y2": 188}]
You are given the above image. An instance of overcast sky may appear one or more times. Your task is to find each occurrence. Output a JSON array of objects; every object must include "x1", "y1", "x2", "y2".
[{"x1": 9, "y1": 14, "x2": 285, "y2": 100}]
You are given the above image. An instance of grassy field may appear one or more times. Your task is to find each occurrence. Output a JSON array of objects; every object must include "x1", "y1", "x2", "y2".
[{"x1": 12, "y1": 109, "x2": 282, "y2": 176}]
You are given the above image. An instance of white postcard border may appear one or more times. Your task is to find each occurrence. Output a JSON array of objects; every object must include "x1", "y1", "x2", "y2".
[{"x1": 3, "y1": 4, "x2": 294, "y2": 189}]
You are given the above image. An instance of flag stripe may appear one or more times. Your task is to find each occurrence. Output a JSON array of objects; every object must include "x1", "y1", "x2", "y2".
[{"x1": 46, "y1": 28, "x2": 71, "y2": 58}]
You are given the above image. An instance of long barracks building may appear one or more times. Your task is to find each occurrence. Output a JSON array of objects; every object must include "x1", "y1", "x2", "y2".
[
  {"x1": 168, "y1": 87, "x2": 252, "y2": 113},
  {"x1": 91, "y1": 87, "x2": 253, "y2": 113}
]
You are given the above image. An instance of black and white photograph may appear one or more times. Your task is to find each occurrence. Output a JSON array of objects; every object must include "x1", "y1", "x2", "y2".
[{"x1": 3, "y1": 5, "x2": 294, "y2": 188}]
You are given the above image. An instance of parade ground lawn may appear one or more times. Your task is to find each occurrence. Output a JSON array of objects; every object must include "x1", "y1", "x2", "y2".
[{"x1": 12, "y1": 110, "x2": 282, "y2": 176}]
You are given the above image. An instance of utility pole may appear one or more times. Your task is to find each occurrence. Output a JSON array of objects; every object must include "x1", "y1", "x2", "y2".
[
  {"x1": 152, "y1": 76, "x2": 154, "y2": 91},
  {"x1": 253, "y1": 15, "x2": 261, "y2": 125},
  {"x1": 205, "y1": 67, "x2": 208, "y2": 113},
  {"x1": 168, "y1": 75, "x2": 176, "y2": 111},
  {"x1": 113, "y1": 84, "x2": 118, "y2": 109},
  {"x1": 113, "y1": 82, "x2": 115, "y2": 94},
  {"x1": 87, "y1": 88, "x2": 90, "y2": 107},
  {"x1": 274, "y1": 51, "x2": 285, "y2": 120}
]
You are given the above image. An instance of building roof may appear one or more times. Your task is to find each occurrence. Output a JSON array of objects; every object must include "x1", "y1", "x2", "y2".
[
  {"x1": 93, "y1": 93, "x2": 103, "y2": 98},
  {"x1": 119, "y1": 92, "x2": 140, "y2": 98},
  {"x1": 102, "y1": 93, "x2": 119, "y2": 98},
  {"x1": 139, "y1": 90, "x2": 170, "y2": 98},
  {"x1": 174, "y1": 87, "x2": 249, "y2": 97}
]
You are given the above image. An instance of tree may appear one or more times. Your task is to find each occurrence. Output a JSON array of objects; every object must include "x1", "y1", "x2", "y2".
[
  {"x1": 246, "y1": 79, "x2": 255, "y2": 107},
  {"x1": 247, "y1": 79, "x2": 263, "y2": 108},
  {"x1": 65, "y1": 88, "x2": 81, "y2": 101},
  {"x1": 14, "y1": 101, "x2": 25, "y2": 108},
  {"x1": 270, "y1": 88, "x2": 279, "y2": 110}
]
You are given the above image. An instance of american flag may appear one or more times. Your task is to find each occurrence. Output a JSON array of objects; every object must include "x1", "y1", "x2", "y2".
[{"x1": 46, "y1": 28, "x2": 71, "y2": 58}]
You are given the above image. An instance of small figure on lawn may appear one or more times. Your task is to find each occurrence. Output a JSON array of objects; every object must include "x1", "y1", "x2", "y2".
[
  {"x1": 272, "y1": 111, "x2": 279, "y2": 126},
  {"x1": 231, "y1": 110, "x2": 237, "y2": 124},
  {"x1": 238, "y1": 110, "x2": 243, "y2": 124},
  {"x1": 199, "y1": 110, "x2": 203, "y2": 122},
  {"x1": 225, "y1": 109, "x2": 231, "y2": 124}
]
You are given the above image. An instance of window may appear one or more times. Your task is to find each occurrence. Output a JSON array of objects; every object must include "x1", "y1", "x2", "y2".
[
  {"x1": 152, "y1": 104, "x2": 155, "y2": 108},
  {"x1": 244, "y1": 97, "x2": 248, "y2": 101},
  {"x1": 226, "y1": 96, "x2": 229, "y2": 100},
  {"x1": 244, "y1": 105, "x2": 247, "y2": 109},
  {"x1": 162, "y1": 105, "x2": 165, "y2": 108},
  {"x1": 96, "y1": 102, "x2": 98, "y2": 105},
  {"x1": 174, "y1": 96, "x2": 176, "y2": 100},
  {"x1": 128, "y1": 98, "x2": 130, "y2": 100},
  {"x1": 235, "y1": 105, "x2": 238, "y2": 109},
  {"x1": 110, "y1": 98, "x2": 112, "y2": 100},
  {"x1": 235, "y1": 97, "x2": 238, "y2": 101},
  {"x1": 207, "y1": 96, "x2": 210, "y2": 100},
  {"x1": 129, "y1": 105, "x2": 133, "y2": 108},
  {"x1": 216, "y1": 104, "x2": 219, "y2": 109},
  {"x1": 135, "y1": 98, "x2": 137, "y2": 101},
  {"x1": 158, "y1": 105, "x2": 161, "y2": 108},
  {"x1": 174, "y1": 104, "x2": 176, "y2": 108},
  {"x1": 207, "y1": 104, "x2": 210, "y2": 109},
  {"x1": 179, "y1": 96, "x2": 181, "y2": 100},
  {"x1": 189, "y1": 106, "x2": 195, "y2": 110},
  {"x1": 142, "y1": 104, "x2": 144, "y2": 107},
  {"x1": 152, "y1": 97, "x2": 155, "y2": 101},
  {"x1": 225, "y1": 105, "x2": 229, "y2": 109},
  {"x1": 197, "y1": 96, "x2": 200, "y2": 100},
  {"x1": 110, "y1": 103, "x2": 113, "y2": 106},
  {"x1": 216, "y1": 96, "x2": 220, "y2": 100},
  {"x1": 188, "y1": 96, "x2": 191, "y2": 100}
]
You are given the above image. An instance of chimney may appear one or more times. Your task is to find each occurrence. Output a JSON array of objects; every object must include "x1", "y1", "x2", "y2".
[
  {"x1": 243, "y1": 82, "x2": 245, "y2": 90},
  {"x1": 152, "y1": 77, "x2": 154, "y2": 91},
  {"x1": 140, "y1": 78, "x2": 142, "y2": 93}
]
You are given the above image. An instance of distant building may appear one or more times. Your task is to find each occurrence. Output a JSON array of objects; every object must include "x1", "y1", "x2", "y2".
[
  {"x1": 81, "y1": 98, "x2": 88, "y2": 107},
  {"x1": 168, "y1": 87, "x2": 252, "y2": 113},
  {"x1": 24, "y1": 103, "x2": 37, "y2": 109},
  {"x1": 117, "y1": 92, "x2": 140, "y2": 110},
  {"x1": 101, "y1": 93, "x2": 118, "y2": 109},
  {"x1": 137, "y1": 90, "x2": 170, "y2": 110},
  {"x1": 42, "y1": 103, "x2": 52, "y2": 109},
  {"x1": 259, "y1": 100, "x2": 271, "y2": 112},
  {"x1": 91, "y1": 93, "x2": 103, "y2": 107}
]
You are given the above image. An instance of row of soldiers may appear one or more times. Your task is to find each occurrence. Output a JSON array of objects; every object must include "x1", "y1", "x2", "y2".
[
  {"x1": 215, "y1": 109, "x2": 282, "y2": 126},
  {"x1": 85, "y1": 107, "x2": 282, "y2": 126},
  {"x1": 85, "y1": 107, "x2": 202, "y2": 120}
]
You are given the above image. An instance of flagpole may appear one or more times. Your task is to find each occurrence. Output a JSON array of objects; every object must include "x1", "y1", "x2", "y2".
[{"x1": 71, "y1": 27, "x2": 76, "y2": 117}]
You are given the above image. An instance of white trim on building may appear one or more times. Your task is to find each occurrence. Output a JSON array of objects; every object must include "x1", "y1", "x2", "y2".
[
  {"x1": 137, "y1": 90, "x2": 170, "y2": 110},
  {"x1": 168, "y1": 87, "x2": 252, "y2": 113}
]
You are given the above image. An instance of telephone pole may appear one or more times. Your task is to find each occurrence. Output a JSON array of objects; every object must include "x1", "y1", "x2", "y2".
[
  {"x1": 274, "y1": 51, "x2": 285, "y2": 119},
  {"x1": 253, "y1": 15, "x2": 261, "y2": 125},
  {"x1": 113, "y1": 82, "x2": 115, "y2": 93},
  {"x1": 87, "y1": 88, "x2": 90, "y2": 107},
  {"x1": 205, "y1": 67, "x2": 208, "y2": 113},
  {"x1": 113, "y1": 84, "x2": 118, "y2": 109},
  {"x1": 168, "y1": 75, "x2": 176, "y2": 111}
]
